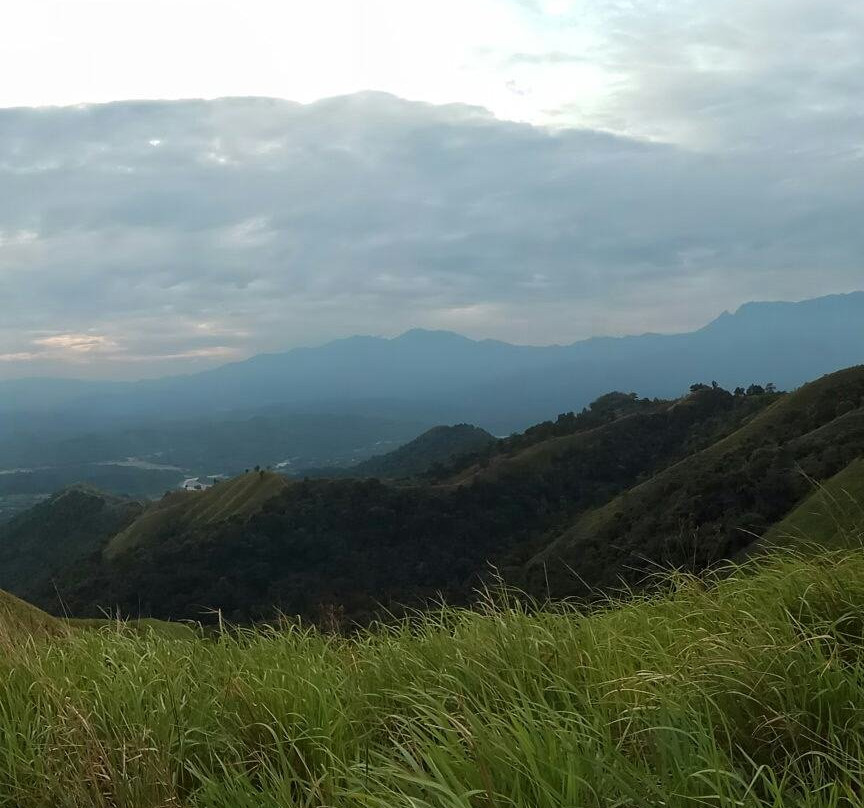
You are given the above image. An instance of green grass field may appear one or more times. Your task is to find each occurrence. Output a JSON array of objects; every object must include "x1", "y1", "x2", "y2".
[{"x1": 4, "y1": 550, "x2": 864, "y2": 806}]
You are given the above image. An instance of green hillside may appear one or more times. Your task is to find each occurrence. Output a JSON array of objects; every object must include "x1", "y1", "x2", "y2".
[
  {"x1": 12, "y1": 367, "x2": 864, "y2": 626},
  {"x1": 4, "y1": 551, "x2": 864, "y2": 806},
  {"x1": 756, "y1": 457, "x2": 864, "y2": 550},
  {"x1": 0, "y1": 587, "x2": 194, "y2": 644},
  {"x1": 44, "y1": 384, "x2": 785, "y2": 623},
  {"x1": 105, "y1": 471, "x2": 290, "y2": 559},
  {"x1": 443, "y1": 388, "x2": 772, "y2": 486},
  {"x1": 530, "y1": 365, "x2": 864, "y2": 595},
  {"x1": 0, "y1": 486, "x2": 143, "y2": 600},
  {"x1": 0, "y1": 589, "x2": 69, "y2": 644}
]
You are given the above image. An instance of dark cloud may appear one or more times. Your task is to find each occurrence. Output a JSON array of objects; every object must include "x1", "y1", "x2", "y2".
[{"x1": 0, "y1": 89, "x2": 862, "y2": 378}]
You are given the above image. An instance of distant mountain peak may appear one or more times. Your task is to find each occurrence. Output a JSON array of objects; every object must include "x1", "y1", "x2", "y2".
[
  {"x1": 395, "y1": 328, "x2": 475, "y2": 343},
  {"x1": 699, "y1": 290, "x2": 864, "y2": 332}
]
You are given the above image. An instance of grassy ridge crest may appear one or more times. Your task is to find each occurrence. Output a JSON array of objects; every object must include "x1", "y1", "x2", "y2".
[{"x1": 105, "y1": 471, "x2": 290, "y2": 559}]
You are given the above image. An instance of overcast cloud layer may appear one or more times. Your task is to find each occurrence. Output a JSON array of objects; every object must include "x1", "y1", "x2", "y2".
[{"x1": 0, "y1": 0, "x2": 862, "y2": 378}]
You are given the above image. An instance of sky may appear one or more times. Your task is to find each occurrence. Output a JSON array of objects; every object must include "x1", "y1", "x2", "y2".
[{"x1": 0, "y1": 0, "x2": 862, "y2": 378}]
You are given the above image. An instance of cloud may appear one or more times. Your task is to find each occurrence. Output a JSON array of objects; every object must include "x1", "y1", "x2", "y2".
[
  {"x1": 0, "y1": 352, "x2": 38, "y2": 363},
  {"x1": 33, "y1": 334, "x2": 118, "y2": 354},
  {"x1": 0, "y1": 89, "x2": 861, "y2": 378},
  {"x1": 537, "y1": 0, "x2": 864, "y2": 149}
]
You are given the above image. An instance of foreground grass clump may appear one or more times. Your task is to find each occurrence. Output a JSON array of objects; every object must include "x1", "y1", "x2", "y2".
[{"x1": 3, "y1": 552, "x2": 864, "y2": 806}]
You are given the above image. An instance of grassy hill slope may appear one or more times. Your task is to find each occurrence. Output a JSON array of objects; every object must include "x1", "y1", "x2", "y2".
[
  {"x1": 442, "y1": 389, "x2": 772, "y2": 487},
  {"x1": 106, "y1": 471, "x2": 290, "y2": 559},
  {"x1": 530, "y1": 366, "x2": 864, "y2": 594},
  {"x1": 3, "y1": 550, "x2": 864, "y2": 805},
  {"x1": 756, "y1": 457, "x2": 864, "y2": 550},
  {"x1": 0, "y1": 589, "x2": 69, "y2": 644}
]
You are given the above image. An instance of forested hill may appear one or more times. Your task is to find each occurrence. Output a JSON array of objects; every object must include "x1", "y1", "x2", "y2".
[
  {"x1": 0, "y1": 487, "x2": 143, "y2": 601},
  {"x1": 2, "y1": 367, "x2": 863, "y2": 625},
  {"x1": 307, "y1": 424, "x2": 496, "y2": 479},
  {"x1": 528, "y1": 365, "x2": 864, "y2": 595}
]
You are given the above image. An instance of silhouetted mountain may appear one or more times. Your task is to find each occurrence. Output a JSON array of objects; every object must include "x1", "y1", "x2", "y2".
[{"x1": 1, "y1": 293, "x2": 861, "y2": 437}]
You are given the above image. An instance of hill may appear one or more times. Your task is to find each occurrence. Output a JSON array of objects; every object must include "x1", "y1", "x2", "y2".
[
  {"x1": 11, "y1": 365, "x2": 864, "y2": 626},
  {"x1": 529, "y1": 365, "x2": 864, "y2": 595},
  {"x1": 42, "y1": 383, "x2": 783, "y2": 623},
  {"x1": 0, "y1": 589, "x2": 69, "y2": 643},
  {"x1": 0, "y1": 486, "x2": 143, "y2": 603},
  {"x1": 105, "y1": 471, "x2": 291, "y2": 559},
  {"x1": 337, "y1": 424, "x2": 495, "y2": 479},
  {"x1": 755, "y1": 457, "x2": 864, "y2": 551}
]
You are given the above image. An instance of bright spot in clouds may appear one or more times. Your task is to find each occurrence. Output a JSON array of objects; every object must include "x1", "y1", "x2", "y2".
[{"x1": 34, "y1": 334, "x2": 118, "y2": 354}]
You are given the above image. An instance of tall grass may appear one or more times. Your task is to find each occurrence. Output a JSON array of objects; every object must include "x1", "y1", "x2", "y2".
[{"x1": 3, "y1": 550, "x2": 864, "y2": 806}]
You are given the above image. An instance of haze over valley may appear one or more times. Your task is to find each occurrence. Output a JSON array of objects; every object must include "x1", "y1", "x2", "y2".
[{"x1": 1, "y1": 290, "x2": 861, "y2": 519}]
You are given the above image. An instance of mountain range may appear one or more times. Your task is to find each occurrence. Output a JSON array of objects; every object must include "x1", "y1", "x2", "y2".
[
  {"x1": 2, "y1": 292, "x2": 863, "y2": 435},
  {"x1": 0, "y1": 291, "x2": 861, "y2": 513}
]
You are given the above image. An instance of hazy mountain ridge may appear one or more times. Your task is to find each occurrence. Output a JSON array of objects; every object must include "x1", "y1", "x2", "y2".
[{"x1": 1, "y1": 292, "x2": 861, "y2": 436}]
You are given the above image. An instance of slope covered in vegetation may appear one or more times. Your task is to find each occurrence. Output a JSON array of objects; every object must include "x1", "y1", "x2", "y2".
[
  {"x1": 0, "y1": 486, "x2": 143, "y2": 601},
  {"x1": 0, "y1": 588, "x2": 68, "y2": 644},
  {"x1": 105, "y1": 471, "x2": 290, "y2": 559},
  {"x1": 530, "y1": 366, "x2": 864, "y2": 596},
  {"x1": 11, "y1": 368, "x2": 864, "y2": 625},
  {"x1": 757, "y1": 457, "x2": 864, "y2": 551},
  {"x1": 43, "y1": 384, "x2": 781, "y2": 622},
  {"x1": 3, "y1": 550, "x2": 864, "y2": 806},
  {"x1": 346, "y1": 423, "x2": 495, "y2": 479}
]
